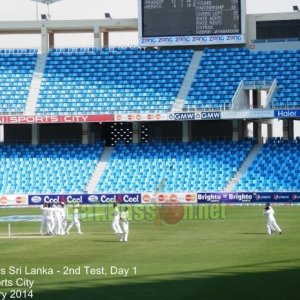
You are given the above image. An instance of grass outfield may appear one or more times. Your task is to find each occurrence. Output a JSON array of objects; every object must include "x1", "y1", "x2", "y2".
[{"x1": 0, "y1": 205, "x2": 300, "y2": 300}]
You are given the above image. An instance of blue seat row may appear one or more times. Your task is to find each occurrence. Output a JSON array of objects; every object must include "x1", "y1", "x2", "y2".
[
  {"x1": 0, "y1": 143, "x2": 104, "y2": 194},
  {"x1": 235, "y1": 139, "x2": 300, "y2": 191},
  {"x1": 36, "y1": 48, "x2": 193, "y2": 115},
  {"x1": 0, "y1": 49, "x2": 37, "y2": 115},
  {"x1": 96, "y1": 140, "x2": 254, "y2": 193}
]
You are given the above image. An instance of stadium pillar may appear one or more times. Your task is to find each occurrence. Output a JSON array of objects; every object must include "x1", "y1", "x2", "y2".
[
  {"x1": 49, "y1": 31, "x2": 54, "y2": 49},
  {"x1": 94, "y1": 27, "x2": 102, "y2": 48},
  {"x1": 253, "y1": 121, "x2": 263, "y2": 143},
  {"x1": 132, "y1": 122, "x2": 141, "y2": 143},
  {"x1": 232, "y1": 120, "x2": 245, "y2": 141},
  {"x1": 82, "y1": 123, "x2": 90, "y2": 144},
  {"x1": 182, "y1": 121, "x2": 190, "y2": 142},
  {"x1": 267, "y1": 123, "x2": 273, "y2": 139},
  {"x1": 252, "y1": 90, "x2": 263, "y2": 143},
  {"x1": 0, "y1": 125, "x2": 3, "y2": 143},
  {"x1": 283, "y1": 119, "x2": 294, "y2": 140},
  {"x1": 252, "y1": 90, "x2": 262, "y2": 108},
  {"x1": 41, "y1": 25, "x2": 49, "y2": 54},
  {"x1": 32, "y1": 124, "x2": 39, "y2": 145},
  {"x1": 244, "y1": 121, "x2": 249, "y2": 138},
  {"x1": 103, "y1": 31, "x2": 109, "y2": 48}
]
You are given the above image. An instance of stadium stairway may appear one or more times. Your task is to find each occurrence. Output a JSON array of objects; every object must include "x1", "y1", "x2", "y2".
[
  {"x1": 86, "y1": 147, "x2": 114, "y2": 193},
  {"x1": 224, "y1": 143, "x2": 262, "y2": 192},
  {"x1": 24, "y1": 53, "x2": 47, "y2": 115},
  {"x1": 172, "y1": 51, "x2": 203, "y2": 112}
]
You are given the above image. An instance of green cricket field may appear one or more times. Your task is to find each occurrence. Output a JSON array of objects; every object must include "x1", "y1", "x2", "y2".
[{"x1": 0, "y1": 205, "x2": 299, "y2": 300}]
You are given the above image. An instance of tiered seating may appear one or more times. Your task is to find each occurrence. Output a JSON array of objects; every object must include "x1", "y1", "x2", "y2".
[
  {"x1": 234, "y1": 138, "x2": 300, "y2": 191},
  {"x1": 96, "y1": 140, "x2": 254, "y2": 193},
  {"x1": 0, "y1": 143, "x2": 104, "y2": 194},
  {"x1": 186, "y1": 48, "x2": 300, "y2": 110},
  {"x1": 0, "y1": 49, "x2": 37, "y2": 114},
  {"x1": 36, "y1": 48, "x2": 193, "y2": 115}
]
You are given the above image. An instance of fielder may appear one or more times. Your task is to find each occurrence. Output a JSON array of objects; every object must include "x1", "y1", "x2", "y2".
[
  {"x1": 59, "y1": 202, "x2": 67, "y2": 235},
  {"x1": 120, "y1": 206, "x2": 131, "y2": 242},
  {"x1": 112, "y1": 202, "x2": 123, "y2": 240},
  {"x1": 263, "y1": 203, "x2": 282, "y2": 235},
  {"x1": 40, "y1": 203, "x2": 48, "y2": 236},
  {"x1": 45, "y1": 203, "x2": 55, "y2": 235},
  {"x1": 53, "y1": 204, "x2": 62, "y2": 235},
  {"x1": 66, "y1": 203, "x2": 83, "y2": 234}
]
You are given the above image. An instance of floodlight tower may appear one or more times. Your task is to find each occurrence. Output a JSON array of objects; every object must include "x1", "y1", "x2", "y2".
[{"x1": 31, "y1": 0, "x2": 63, "y2": 20}]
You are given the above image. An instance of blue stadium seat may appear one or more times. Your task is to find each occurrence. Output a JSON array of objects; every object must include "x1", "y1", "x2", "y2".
[
  {"x1": 95, "y1": 140, "x2": 254, "y2": 193},
  {"x1": 234, "y1": 139, "x2": 300, "y2": 191},
  {"x1": 0, "y1": 49, "x2": 37, "y2": 114},
  {"x1": 0, "y1": 143, "x2": 104, "y2": 194},
  {"x1": 185, "y1": 48, "x2": 300, "y2": 110},
  {"x1": 36, "y1": 48, "x2": 193, "y2": 115}
]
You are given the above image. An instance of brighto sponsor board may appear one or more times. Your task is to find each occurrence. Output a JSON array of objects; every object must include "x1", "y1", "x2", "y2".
[
  {"x1": 228, "y1": 193, "x2": 253, "y2": 201},
  {"x1": 197, "y1": 193, "x2": 222, "y2": 202}
]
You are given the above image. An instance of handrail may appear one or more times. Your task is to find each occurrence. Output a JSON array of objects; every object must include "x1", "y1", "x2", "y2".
[
  {"x1": 231, "y1": 80, "x2": 244, "y2": 109},
  {"x1": 265, "y1": 79, "x2": 278, "y2": 108}
]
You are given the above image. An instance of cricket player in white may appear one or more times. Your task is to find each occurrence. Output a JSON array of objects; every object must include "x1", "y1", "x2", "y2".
[
  {"x1": 112, "y1": 202, "x2": 123, "y2": 240},
  {"x1": 53, "y1": 204, "x2": 62, "y2": 235},
  {"x1": 40, "y1": 203, "x2": 48, "y2": 236},
  {"x1": 45, "y1": 203, "x2": 55, "y2": 235},
  {"x1": 120, "y1": 206, "x2": 130, "y2": 242},
  {"x1": 59, "y1": 203, "x2": 67, "y2": 235},
  {"x1": 66, "y1": 204, "x2": 83, "y2": 234},
  {"x1": 263, "y1": 203, "x2": 282, "y2": 235}
]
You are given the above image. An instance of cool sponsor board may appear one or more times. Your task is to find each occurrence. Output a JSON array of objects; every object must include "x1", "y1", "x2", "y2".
[
  {"x1": 29, "y1": 194, "x2": 84, "y2": 205},
  {"x1": 97, "y1": 194, "x2": 141, "y2": 204},
  {"x1": 197, "y1": 192, "x2": 300, "y2": 203},
  {"x1": 28, "y1": 193, "x2": 142, "y2": 205}
]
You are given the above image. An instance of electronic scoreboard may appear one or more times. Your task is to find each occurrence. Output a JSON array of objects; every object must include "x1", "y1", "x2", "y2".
[{"x1": 139, "y1": 0, "x2": 246, "y2": 46}]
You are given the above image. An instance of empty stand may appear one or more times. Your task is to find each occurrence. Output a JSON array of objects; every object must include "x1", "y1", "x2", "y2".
[
  {"x1": 96, "y1": 140, "x2": 254, "y2": 193},
  {"x1": 186, "y1": 48, "x2": 300, "y2": 110},
  {"x1": 36, "y1": 48, "x2": 193, "y2": 115},
  {"x1": 0, "y1": 49, "x2": 37, "y2": 115},
  {"x1": 0, "y1": 143, "x2": 104, "y2": 194},
  {"x1": 234, "y1": 138, "x2": 300, "y2": 191}
]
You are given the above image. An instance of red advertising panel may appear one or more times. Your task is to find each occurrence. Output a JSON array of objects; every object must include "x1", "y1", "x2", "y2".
[{"x1": 0, "y1": 115, "x2": 114, "y2": 124}]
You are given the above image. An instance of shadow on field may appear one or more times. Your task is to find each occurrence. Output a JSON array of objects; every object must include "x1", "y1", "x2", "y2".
[{"x1": 34, "y1": 267, "x2": 300, "y2": 300}]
